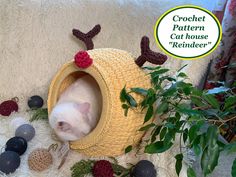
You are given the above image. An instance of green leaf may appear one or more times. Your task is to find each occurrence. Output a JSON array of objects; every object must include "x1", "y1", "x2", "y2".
[
  {"x1": 160, "y1": 127, "x2": 167, "y2": 140},
  {"x1": 191, "y1": 96, "x2": 205, "y2": 107},
  {"x1": 30, "y1": 108, "x2": 48, "y2": 122},
  {"x1": 224, "y1": 96, "x2": 236, "y2": 110},
  {"x1": 144, "y1": 141, "x2": 173, "y2": 154},
  {"x1": 175, "y1": 153, "x2": 183, "y2": 160},
  {"x1": 151, "y1": 73, "x2": 159, "y2": 84},
  {"x1": 183, "y1": 128, "x2": 188, "y2": 143},
  {"x1": 122, "y1": 104, "x2": 129, "y2": 109},
  {"x1": 175, "y1": 120, "x2": 185, "y2": 132},
  {"x1": 192, "y1": 88, "x2": 203, "y2": 96},
  {"x1": 193, "y1": 144, "x2": 201, "y2": 156},
  {"x1": 139, "y1": 123, "x2": 155, "y2": 131},
  {"x1": 206, "y1": 125, "x2": 219, "y2": 144},
  {"x1": 166, "y1": 77, "x2": 176, "y2": 82},
  {"x1": 227, "y1": 62, "x2": 236, "y2": 68},
  {"x1": 144, "y1": 106, "x2": 153, "y2": 123},
  {"x1": 120, "y1": 87, "x2": 127, "y2": 102},
  {"x1": 71, "y1": 160, "x2": 95, "y2": 177},
  {"x1": 111, "y1": 163, "x2": 130, "y2": 176},
  {"x1": 175, "y1": 154, "x2": 183, "y2": 176},
  {"x1": 156, "y1": 102, "x2": 168, "y2": 115},
  {"x1": 189, "y1": 124, "x2": 199, "y2": 143},
  {"x1": 178, "y1": 72, "x2": 188, "y2": 78},
  {"x1": 187, "y1": 167, "x2": 196, "y2": 177},
  {"x1": 200, "y1": 134, "x2": 207, "y2": 150},
  {"x1": 124, "y1": 108, "x2": 129, "y2": 117},
  {"x1": 152, "y1": 68, "x2": 169, "y2": 75},
  {"x1": 188, "y1": 115, "x2": 204, "y2": 122},
  {"x1": 201, "y1": 146, "x2": 220, "y2": 176},
  {"x1": 120, "y1": 87, "x2": 137, "y2": 107},
  {"x1": 165, "y1": 122, "x2": 175, "y2": 129},
  {"x1": 202, "y1": 109, "x2": 219, "y2": 117},
  {"x1": 162, "y1": 86, "x2": 177, "y2": 97},
  {"x1": 126, "y1": 94, "x2": 137, "y2": 107},
  {"x1": 151, "y1": 126, "x2": 162, "y2": 143},
  {"x1": 175, "y1": 112, "x2": 181, "y2": 120},
  {"x1": 233, "y1": 81, "x2": 236, "y2": 87},
  {"x1": 141, "y1": 89, "x2": 156, "y2": 108},
  {"x1": 125, "y1": 145, "x2": 132, "y2": 153},
  {"x1": 183, "y1": 86, "x2": 192, "y2": 95},
  {"x1": 142, "y1": 66, "x2": 161, "y2": 70},
  {"x1": 232, "y1": 158, "x2": 236, "y2": 177},
  {"x1": 177, "y1": 107, "x2": 202, "y2": 116},
  {"x1": 130, "y1": 87, "x2": 148, "y2": 96},
  {"x1": 176, "y1": 81, "x2": 192, "y2": 90},
  {"x1": 203, "y1": 94, "x2": 220, "y2": 109},
  {"x1": 164, "y1": 130, "x2": 175, "y2": 145},
  {"x1": 122, "y1": 104, "x2": 130, "y2": 117},
  {"x1": 217, "y1": 140, "x2": 226, "y2": 151},
  {"x1": 224, "y1": 142, "x2": 236, "y2": 154},
  {"x1": 201, "y1": 126, "x2": 220, "y2": 176}
]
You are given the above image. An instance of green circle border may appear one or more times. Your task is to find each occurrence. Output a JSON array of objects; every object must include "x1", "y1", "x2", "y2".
[{"x1": 154, "y1": 5, "x2": 222, "y2": 60}]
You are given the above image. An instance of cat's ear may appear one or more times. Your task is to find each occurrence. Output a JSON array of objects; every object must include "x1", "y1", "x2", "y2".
[{"x1": 78, "y1": 102, "x2": 90, "y2": 114}]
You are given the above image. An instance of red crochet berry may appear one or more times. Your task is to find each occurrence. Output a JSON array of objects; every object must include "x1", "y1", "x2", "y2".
[
  {"x1": 205, "y1": 81, "x2": 216, "y2": 90},
  {"x1": 74, "y1": 51, "x2": 93, "y2": 69},
  {"x1": 215, "y1": 94, "x2": 225, "y2": 102},
  {"x1": 92, "y1": 160, "x2": 114, "y2": 177},
  {"x1": 215, "y1": 59, "x2": 228, "y2": 70},
  {"x1": 0, "y1": 98, "x2": 18, "y2": 116}
]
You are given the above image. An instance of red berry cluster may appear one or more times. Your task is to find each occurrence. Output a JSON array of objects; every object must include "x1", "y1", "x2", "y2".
[
  {"x1": 92, "y1": 160, "x2": 114, "y2": 177},
  {"x1": 215, "y1": 59, "x2": 228, "y2": 70},
  {"x1": 204, "y1": 81, "x2": 216, "y2": 90},
  {"x1": 74, "y1": 51, "x2": 93, "y2": 69},
  {"x1": 0, "y1": 98, "x2": 18, "y2": 116}
]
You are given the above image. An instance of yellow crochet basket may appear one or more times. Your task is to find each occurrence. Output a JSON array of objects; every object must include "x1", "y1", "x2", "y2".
[{"x1": 48, "y1": 48, "x2": 152, "y2": 157}]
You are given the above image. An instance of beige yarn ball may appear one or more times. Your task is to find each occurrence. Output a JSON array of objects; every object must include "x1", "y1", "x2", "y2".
[{"x1": 28, "y1": 148, "x2": 53, "y2": 171}]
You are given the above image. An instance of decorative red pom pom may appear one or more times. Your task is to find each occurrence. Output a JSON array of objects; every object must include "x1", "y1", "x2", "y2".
[
  {"x1": 205, "y1": 81, "x2": 216, "y2": 90},
  {"x1": 0, "y1": 98, "x2": 19, "y2": 116},
  {"x1": 74, "y1": 51, "x2": 93, "y2": 69},
  {"x1": 215, "y1": 59, "x2": 228, "y2": 70},
  {"x1": 215, "y1": 94, "x2": 225, "y2": 102},
  {"x1": 92, "y1": 160, "x2": 114, "y2": 177}
]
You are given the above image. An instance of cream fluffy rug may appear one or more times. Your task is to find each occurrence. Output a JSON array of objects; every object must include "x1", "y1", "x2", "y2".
[
  {"x1": 0, "y1": 108, "x2": 187, "y2": 177},
  {"x1": 0, "y1": 0, "x2": 218, "y2": 176}
]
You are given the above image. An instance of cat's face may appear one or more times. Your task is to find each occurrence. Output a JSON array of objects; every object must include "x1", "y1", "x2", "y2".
[{"x1": 49, "y1": 102, "x2": 91, "y2": 141}]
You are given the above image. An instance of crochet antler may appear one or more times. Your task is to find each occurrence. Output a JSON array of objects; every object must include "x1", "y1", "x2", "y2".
[
  {"x1": 72, "y1": 24, "x2": 101, "y2": 50},
  {"x1": 135, "y1": 36, "x2": 167, "y2": 67}
]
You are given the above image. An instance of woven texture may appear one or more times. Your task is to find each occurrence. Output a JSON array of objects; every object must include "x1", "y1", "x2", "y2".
[
  {"x1": 28, "y1": 148, "x2": 53, "y2": 172},
  {"x1": 48, "y1": 48, "x2": 151, "y2": 157}
]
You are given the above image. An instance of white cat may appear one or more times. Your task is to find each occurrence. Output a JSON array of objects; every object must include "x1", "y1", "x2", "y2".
[{"x1": 49, "y1": 75, "x2": 102, "y2": 141}]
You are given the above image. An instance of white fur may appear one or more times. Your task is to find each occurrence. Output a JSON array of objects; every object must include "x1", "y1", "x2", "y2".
[{"x1": 49, "y1": 75, "x2": 102, "y2": 141}]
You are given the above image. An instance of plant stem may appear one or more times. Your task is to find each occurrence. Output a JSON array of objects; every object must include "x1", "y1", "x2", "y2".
[
  {"x1": 218, "y1": 115, "x2": 236, "y2": 128},
  {"x1": 192, "y1": 106, "x2": 211, "y2": 110}
]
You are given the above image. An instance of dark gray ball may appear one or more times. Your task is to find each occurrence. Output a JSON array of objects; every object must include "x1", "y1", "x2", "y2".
[
  {"x1": 131, "y1": 160, "x2": 157, "y2": 177},
  {"x1": 5, "y1": 137, "x2": 28, "y2": 156},
  {"x1": 0, "y1": 151, "x2": 20, "y2": 174},
  {"x1": 15, "y1": 124, "x2": 35, "y2": 142},
  {"x1": 28, "y1": 95, "x2": 44, "y2": 109}
]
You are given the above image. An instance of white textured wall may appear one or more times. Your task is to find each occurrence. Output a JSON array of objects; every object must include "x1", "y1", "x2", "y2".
[{"x1": 0, "y1": 0, "x2": 214, "y2": 100}]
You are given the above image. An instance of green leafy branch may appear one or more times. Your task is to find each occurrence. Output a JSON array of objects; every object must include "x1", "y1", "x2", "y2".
[
  {"x1": 71, "y1": 159, "x2": 131, "y2": 177},
  {"x1": 29, "y1": 108, "x2": 48, "y2": 122},
  {"x1": 120, "y1": 66, "x2": 236, "y2": 177}
]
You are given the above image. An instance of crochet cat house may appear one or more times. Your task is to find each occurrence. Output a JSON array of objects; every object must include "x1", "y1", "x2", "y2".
[{"x1": 47, "y1": 25, "x2": 167, "y2": 157}]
